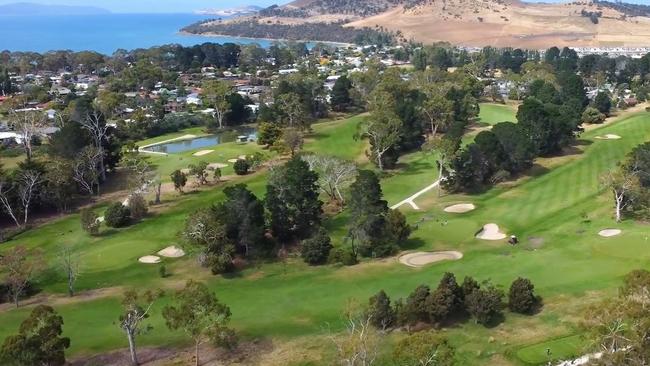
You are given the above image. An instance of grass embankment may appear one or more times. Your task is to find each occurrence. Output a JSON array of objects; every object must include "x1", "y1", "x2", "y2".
[{"x1": 1, "y1": 109, "x2": 648, "y2": 365}]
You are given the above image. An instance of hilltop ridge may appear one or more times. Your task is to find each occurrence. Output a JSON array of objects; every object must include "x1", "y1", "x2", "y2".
[{"x1": 183, "y1": 0, "x2": 650, "y2": 47}]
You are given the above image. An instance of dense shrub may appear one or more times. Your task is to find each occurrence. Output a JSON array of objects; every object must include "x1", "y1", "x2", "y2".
[
  {"x1": 104, "y1": 203, "x2": 131, "y2": 228},
  {"x1": 465, "y1": 284, "x2": 504, "y2": 325},
  {"x1": 127, "y1": 193, "x2": 148, "y2": 221},
  {"x1": 392, "y1": 331, "x2": 455, "y2": 366},
  {"x1": 300, "y1": 228, "x2": 333, "y2": 265},
  {"x1": 508, "y1": 277, "x2": 539, "y2": 314},
  {"x1": 80, "y1": 208, "x2": 100, "y2": 235},
  {"x1": 328, "y1": 246, "x2": 358, "y2": 266},
  {"x1": 233, "y1": 159, "x2": 250, "y2": 175},
  {"x1": 206, "y1": 252, "x2": 235, "y2": 275},
  {"x1": 367, "y1": 290, "x2": 395, "y2": 330},
  {"x1": 581, "y1": 107, "x2": 606, "y2": 124}
]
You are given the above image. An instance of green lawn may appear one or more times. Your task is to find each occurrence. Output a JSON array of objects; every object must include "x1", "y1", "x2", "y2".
[
  {"x1": 515, "y1": 334, "x2": 588, "y2": 365},
  {"x1": 478, "y1": 103, "x2": 517, "y2": 125},
  {"x1": 1, "y1": 112, "x2": 650, "y2": 364}
]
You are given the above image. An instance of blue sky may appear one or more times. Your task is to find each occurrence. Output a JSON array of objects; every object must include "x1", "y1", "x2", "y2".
[
  {"x1": 0, "y1": 1, "x2": 286, "y2": 13},
  {"x1": 1, "y1": 0, "x2": 648, "y2": 13}
]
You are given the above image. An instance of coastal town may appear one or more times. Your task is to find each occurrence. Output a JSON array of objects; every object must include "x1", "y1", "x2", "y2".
[{"x1": 2, "y1": 44, "x2": 647, "y2": 147}]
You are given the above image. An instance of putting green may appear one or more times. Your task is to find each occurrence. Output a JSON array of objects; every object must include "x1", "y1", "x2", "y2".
[{"x1": 478, "y1": 103, "x2": 517, "y2": 125}]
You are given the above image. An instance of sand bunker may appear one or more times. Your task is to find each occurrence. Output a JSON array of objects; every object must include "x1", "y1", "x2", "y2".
[
  {"x1": 138, "y1": 255, "x2": 161, "y2": 264},
  {"x1": 227, "y1": 158, "x2": 239, "y2": 163},
  {"x1": 207, "y1": 163, "x2": 228, "y2": 169},
  {"x1": 193, "y1": 150, "x2": 214, "y2": 156},
  {"x1": 157, "y1": 246, "x2": 186, "y2": 258},
  {"x1": 595, "y1": 134, "x2": 622, "y2": 140},
  {"x1": 96, "y1": 216, "x2": 105, "y2": 223},
  {"x1": 238, "y1": 155, "x2": 248, "y2": 160},
  {"x1": 476, "y1": 223, "x2": 507, "y2": 240},
  {"x1": 399, "y1": 251, "x2": 463, "y2": 267},
  {"x1": 444, "y1": 203, "x2": 476, "y2": 213},
  {"x1": 599, "y1": 229, "x2": 622, "y2": 237}
]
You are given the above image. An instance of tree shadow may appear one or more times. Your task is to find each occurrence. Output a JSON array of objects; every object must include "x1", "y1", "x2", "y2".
[{"x1": 399, "y1": 237, "x2": 427, "y2": 251}]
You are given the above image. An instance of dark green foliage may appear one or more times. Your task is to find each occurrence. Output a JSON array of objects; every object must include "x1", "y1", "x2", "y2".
[
  {"x1": 206, "y1": 251, "x2": 236, "y2": 275},
  {"x1": 330, "y1": 75, "x2": 353, "y2": 111},
  {"x1": 225, "y1": 93, "x2": 252, "y2": 125},
  {"x1": 170, "y1": 170, "x2": 187, "y2": 193},
  {"x1": 426, "y1": 273, "x2": 463, "y2": 324},
  {"x1": 445, "y1": 144, "x2": 491, "y2": 192},
  {"x1": 300, "y1": 227, "x2": 333, "y2": 265},
  {"x1": 265, "y1": 157, "x2": 322, "y2": 242},
  {"x1": 80, "y1": 208, "x2": 100, "y2": 235},
  {"x1": 218, "y1": 184, "x2": 267, "y2": 257},
  {"x1": 517, "y1": 96, "x2": 580, "y2": 156},
  {"x1": 508, "y1": 277, "x2": 539, "y2": 314},
  {"x1": 627, "y1": 142, "x2": 650, "y2": 187},
  {"x1": 0, "y1": 305, "x2": 70, "y2": 366},
  {"x1": 127, "y1": 193, "x2": 148, "y2": 222},
  {"x1": 159, "y1": 265, "x2": 167, "y2": 278},
  {"x1": 327, "y1": 246, "x2": 358, "y2": 266},
  {"x1": 184, "y1": 184, "x2": 270, "y2": 274},
  {"x1": 582, "y1": 107, "x2": 606, "y2": 124},
  {"x1": 367, "y1": 290, "x2": 396, "y2": 330},
  {"x1": 558, "y1": 71, "x2": 587, "y2": 107},
  {"x1": 233, "y1": 159, "x2": 250, "y2": 175},
  {"x1": 48, "y1": 121, "x2": 91, "y2": 160},
  {"x1": 0, "y1": 67, "x2": 12, "y2": 95},
  {"x1": 386, "y1": 209, "x2": 412, "y2": 244},
  {"x1": 461, "y1": 276, "x2": 481, "y2": 305},
  {"x1": 594, "y1": 91, "x2": 612, "y2": 115},
  {"x1": 347, "y1": 170, "x2": 411, "y2": 257},
  {"x1": 465, "y1": 283, "x2": 504, "y2": 325},
  {"x1": 257, "y1": 122, "x2": 283, "y2": 147},
  {"x1": 400, "y1": 285, "x2": 431, "y2": 325},
  {"x1": 491, "y1": 122, "x2": 536, "y2": 173},
  {"x1": 528, "y1": 80, "x2": 559, "y2": 104},
  {"x1": 104, "y1": 202, "x2": 131, "y2": 228}
]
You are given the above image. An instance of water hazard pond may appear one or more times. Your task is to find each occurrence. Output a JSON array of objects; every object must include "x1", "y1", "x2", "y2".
[{"x1": 142, "y1": 128, "x2": 256, "y2": 154}]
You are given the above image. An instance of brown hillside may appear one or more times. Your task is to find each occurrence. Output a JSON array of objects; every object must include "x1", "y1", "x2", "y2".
[{"x1": 347, "y1": 0, "x2": 650, "y2": 48}]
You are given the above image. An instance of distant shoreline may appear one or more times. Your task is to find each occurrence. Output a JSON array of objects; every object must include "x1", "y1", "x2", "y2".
[{"x1": 178, "y1": 30, "x2": 354, "y2": 48}]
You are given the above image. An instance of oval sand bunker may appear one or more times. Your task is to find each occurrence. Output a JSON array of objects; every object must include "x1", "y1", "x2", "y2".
[
  {"x1": 595, "y1": 134, "x2": 621, "y2": 140},
  {"x1": 138, "y1": 255, "x2": 161, "y2": 264},
  {"x1": 444, "y1": 203, "x2": 476, "y2": 213},
  {"x1": 399, "y1": 251, "x2": 463, "y2": 267},
  {"x1": 157, "y1": 246, "x2": 186, "y2": 258},
  {"x1": 476, "y1": 223, "x2": 507, "y2": 240},
  {"x1": 599, "y1": 229, "x2": 622, "y2": 237}
]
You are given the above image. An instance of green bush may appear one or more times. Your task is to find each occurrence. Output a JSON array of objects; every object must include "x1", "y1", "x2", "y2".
[
  {"x1": 301, "y1": 228, "x2": 333, "y2": 265},
  {"x1": 233, "y1": 159, "x2": 250, "y2": 175},
  {"x1": 128, "y1": 193, "x2": 148, "y2": 221},
  {"x1": 328, "y1": 246, "x2": 358, "y2": 266},
  {"x1": 104, "y1": 202, "x2": 131, "y2": 228},
  {"x1": 80, "y1": 208, "x2": 100, "y2": 235},
  {"x1": 508, "y1": 277, "x2": 539, "y2": 314}
]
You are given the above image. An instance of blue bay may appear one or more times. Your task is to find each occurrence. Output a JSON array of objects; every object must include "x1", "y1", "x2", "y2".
[{"x1": 0, "y1": 13, "x2": 275, "y2": 54}]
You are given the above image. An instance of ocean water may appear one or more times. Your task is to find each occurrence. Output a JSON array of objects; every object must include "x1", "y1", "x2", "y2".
[{"x1": 0, "y1": 13, "x2": 275, "y2": 54}]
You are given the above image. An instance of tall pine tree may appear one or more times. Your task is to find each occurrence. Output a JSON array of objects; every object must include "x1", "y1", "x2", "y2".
[{"x1": 266, "y1": 156, "x2": 322, "y2": 242}]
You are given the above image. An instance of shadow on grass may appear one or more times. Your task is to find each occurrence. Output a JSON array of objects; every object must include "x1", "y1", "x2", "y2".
[{"x1": 400, "y1": 237, "x2": 427, "y2": 251}]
